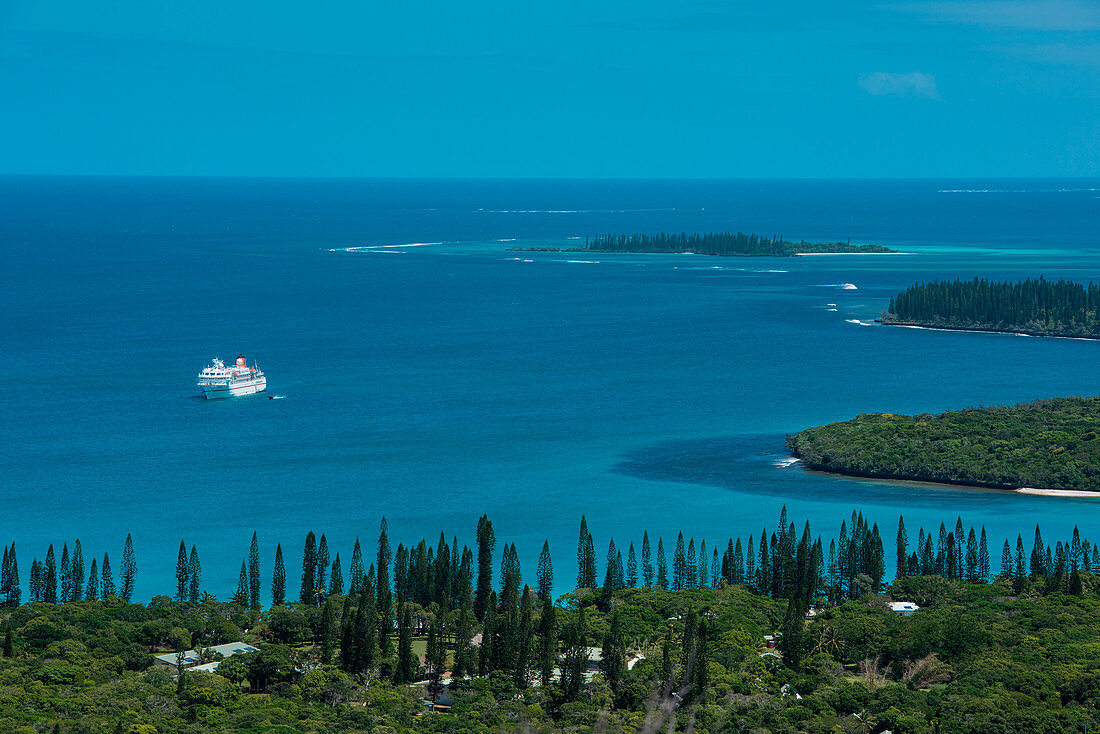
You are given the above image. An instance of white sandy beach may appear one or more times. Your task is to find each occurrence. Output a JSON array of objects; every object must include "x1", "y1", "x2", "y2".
[{"x1": 1016, "y1": 487, "x2": 1100, "y2": 498}]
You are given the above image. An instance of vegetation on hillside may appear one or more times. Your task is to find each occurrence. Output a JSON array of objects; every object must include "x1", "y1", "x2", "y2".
[
  {"x1": 583, "y1": 232, "x2": 893, "y2": 256},
  {"x1": 787, "y1": 396, "x2": 1100, "y2": 492},
  {"x1": 883, "y1": 276, "x2": 1100, "y2": 336},
  {"x1": 3, "y1": 511, "x2": 1100, "y2": 732}
]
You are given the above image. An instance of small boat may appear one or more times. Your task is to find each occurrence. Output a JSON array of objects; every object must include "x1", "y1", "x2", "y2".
[{"x1": 197, "y1": 356, "x2": 267, "y2": 399}]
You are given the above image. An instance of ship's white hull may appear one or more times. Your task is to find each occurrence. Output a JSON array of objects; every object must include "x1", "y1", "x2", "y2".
[{"x1": 200, "y1": 377, "x2": 267, "y2": 399}]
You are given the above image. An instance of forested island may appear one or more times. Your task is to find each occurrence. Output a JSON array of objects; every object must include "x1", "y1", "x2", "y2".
[
  {"x1": 882, "y1": 277, "x2": 1100, "y2": 337},
  {"x1": 788, "y1": 396, "x2": 1100, "y2": 492},
  {"x1": 508, "y1": 232, "x2": 895, "y2": 256},
  {"x1": 3, "y1": 511, "x2": 1100, "y2": 733}
]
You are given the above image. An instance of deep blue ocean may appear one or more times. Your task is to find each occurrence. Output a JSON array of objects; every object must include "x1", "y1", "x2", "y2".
[{"x1": 3, "y1": 176, "x2": 1100, "y2": 602}]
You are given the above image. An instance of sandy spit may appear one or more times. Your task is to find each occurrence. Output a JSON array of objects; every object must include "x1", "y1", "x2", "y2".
[{"x1": 1016, "y1": 487, "x2": 1100, "y2": 498}]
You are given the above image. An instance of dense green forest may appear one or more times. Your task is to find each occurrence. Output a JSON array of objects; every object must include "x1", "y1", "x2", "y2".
[
  {"x1": 582, "y1": 232, "x2": 893, "y2": 256},
  {"x1": 883, "y1": 277, "x2": 1100, "y2": 336},
  {"x1": 3, "y1": 511, "x2": 1100, "y2": 733},
  {"x1": 787, "y1": 396, "x2": 1100, "y2": 491}
]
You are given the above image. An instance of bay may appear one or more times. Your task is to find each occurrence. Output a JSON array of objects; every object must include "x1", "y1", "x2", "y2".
[{"x1": 2, "y1": 176, "x2": 1099, "y2": 601}]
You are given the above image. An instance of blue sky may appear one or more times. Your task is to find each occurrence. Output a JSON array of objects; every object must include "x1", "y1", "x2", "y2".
[{"x1": 2, "y1": 0, "x2": 1099, "y2": 177}]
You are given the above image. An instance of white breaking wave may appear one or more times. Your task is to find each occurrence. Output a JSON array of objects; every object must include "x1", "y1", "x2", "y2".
[
  {"x1": 566, "y1": 260, "x2": 600, "y2": 264},
  {"x1": 497, "y1": 238, "x2": 517, "y2": 242},
  {"x1": 566, "y1": 236, "x2": 583, "y2": 240},
  {"x1": 774, "y1": 457, "x2": 801, "y2": 468},
  {"x1": 939, "y1": 188, "x2": 1097, "y2": 194},
  {"x1": 846, "y1": 319, "x2": 873, "y2": 326},
  {"x1": 827, "y1": 308, "x2": 838, "y2": 312}
]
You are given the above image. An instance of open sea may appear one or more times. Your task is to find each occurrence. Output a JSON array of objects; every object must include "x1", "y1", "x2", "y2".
[{"x1": 3, "y1": 176, "x2": 1100, "y2": 602}]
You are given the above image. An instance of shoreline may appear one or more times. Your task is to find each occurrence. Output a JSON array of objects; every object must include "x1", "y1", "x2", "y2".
[
  {"x1": 793, "y1": 251, "x2": 911, "y2": 256},
  {"x1": 791, "y1": 459, "x2": 1100, "y2": 497},
  {"x1": 880, "y1": 320, "x2": 1100, "y2": 341},
  {"x1": 1015, "y1": 487, "x2": 1100, "y2": 497}
]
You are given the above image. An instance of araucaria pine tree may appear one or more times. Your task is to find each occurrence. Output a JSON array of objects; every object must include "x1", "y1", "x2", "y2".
[
  {"x1": 101, "y1": 553, "x2": 115, "y2": 598},
  {"x1": 576, "y1": 516, "x2": 597, "y2": 589},
  {"x1": 537, "y1": 540, "x2": 553, "y2": 599},
  {"x1": 657, "y1": 538, "x2": 668, "y2": 589},
  {"x1": 70, "y1": 540, "x2": 84, "y2": 602},
  {"x1": 348, "y1": 537, "x2": 364, "y2": 594},
  {"x1": 59, "y1": 543, "x2": 71, "y2": 603},
  {"x1": 330, "y1": 553, "x2": 343, "y2": 596},
  {"x1": 188, "y1": 545, "x2": 201, "y2": 602},
  {"x1": 641, "y1": 531, "x2": 653, "y2": 588},
  {"x1": 474, "y1": 514, "x2": 494, "y2": 621},
  {"x1": 317, "y1": 533, "x2": 329, "y2": 594},
  {"x1": 44, "y1": 544, "x2": 57, "y2": 604},
  {"x1": 175, "y1": 540, "x2": 189, "y2": 602},
  {"x1": 301, "y1": 531, "x2": 317, "y2": 605},
  {"x1": 86, "y1": 558, "x2": 98, "y2": 601},
  {"x1": 234, "y1": 560, "x2": 249, "y2": 605},
  {"x1": 626, "y1": 542, "x2": 637, "y2": 587},
  {"x1": 272, "y1": 543, "x2": 286, "y2": 606},
  {"x1": 377, "y1": 517, "x2": 393, "y2": 658},
  {"x1": 248, "y1": 532, "x2": 261, "y2": 609},
  {"x1": 121, "y1": 534, "x2": 136, "y2": 602},
  {"x1": 896, "y1": 516, "x2": 908, "y2": 580}
]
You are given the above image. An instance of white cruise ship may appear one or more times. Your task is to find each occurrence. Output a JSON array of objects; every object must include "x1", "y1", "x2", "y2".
[{"x1": 197, "y1": 356, "x2": 267, "y2": 399}]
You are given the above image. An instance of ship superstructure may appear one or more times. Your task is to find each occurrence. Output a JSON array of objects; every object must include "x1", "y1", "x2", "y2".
[{"x1": 197, "y1": 356, "x2": 267, "y2": 399}]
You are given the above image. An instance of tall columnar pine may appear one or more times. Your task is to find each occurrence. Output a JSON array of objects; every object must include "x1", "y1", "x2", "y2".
[
  {"x1": 603, "y1": 539, "x2": 619, "y2": 592},
  {"x1": 734, "y1": 538, "x2": 745, "y2": 585},
  {"x1": 44, "y1": 544, "x2": 57, "y2": 604},
  {"x1": 70, "y1": 540, "x2": 84, "y2": 602},
  {"x1": 348, "y1": 538, "x2": 364, "y2": 594},
  {"x1": 1001, "y1": 539, "x2": 1013, "y2": 577},
  {"x1": 28, "y1": 559, "x2": 43, "y2": 603},
  {"x1": 537, "y1": 540, "x2": 553, "y2": 599},
  {"x1": 1025, "y1": 528, "x2": 1042, "y2": 581},
  {"x1": 248, "y1": 532, "x2": 261, "y2": 609},
  {"x1": 673, "y1": 532, "x2": 686, "y2": 590},
  {"x1": 59, "y1": 543, "x2": 71, "y2": 603},
  {"x1": 896, "y1": 515, "x2": 908, "y2": 579},
  {"x1": 698, "y1": 539, "x2": 708, "y2": 589},
  {"x1": 330, "y1": 553, "x2": 343, "y2": 596},
  {"x1": 188, "y1": 545, "x2": 201, "y2": 603},
  {"x1": 272, "y1": 543, "x2": 286, "y2": 606},
  {"x1": 641, "y1": 531, "x2": 653, "y2": 588},
  {"x1": 686, "y1": 537, "x2": 697, "y2": 588},
  {"x1": 317, "y1": 534, "x2": 329, "y2": 594},
  {"x1": 474, "y1": 514, "x2": 494, "y2": 621},
  {"x1": 1, "y1": 547, "x2": 9, "y2": 606},
  {"x1": 979, "y1": 527, "x2": 990, "y2": 580},
  {"x1": 712, "y1": 546, "x2": 720, "y2": 587},
  {"x1": 576, "y1": 516, "x2": 597, "y2": 590},
  {"x1": 433, "y1": 533, "x2": 451, "y2": 607},
  {"x1": 234, "y1": 560, "x2": 249, "y2": 605},
  {"x1": 1014, "y1": 535, "x2": 1027, "y2": 593},
  {"x1": 2, "y1": 543, "x2": 19, "y2": 606},
  {"x1": 301, "y1": 531, "x2": 317, "y2": 605},
  {"x1": 657, "y1": 538, "x2": 668, "y2": 589},
  {"x1": 86, "y1": 558, "x2": 98, "y2": 601},
  {"x1": 377, "y1": 517, "x2": 393, "y2": 659},
  {"x1": 101, "y1": 553, "x2": 115, "y2": 598},
  {"x1": 174, "y1": 540, "x2": 188, "y2": 602},
  {"x1": 121, "y1": 534, "x2": 136, "y2": 602},
  {"x1": 626, "y1": 541, "x2": 637, "y2": 587}
]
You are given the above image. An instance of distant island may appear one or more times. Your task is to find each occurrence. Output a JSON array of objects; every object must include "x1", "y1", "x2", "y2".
[
  {"x1": 881, "y1": 277, "x2": 1100, "y2": 338},
  {"x1": 508, "y1": 231, "x2": 895, "y2": 256},
  {"x1": 787, "y1": 396, "x2": 1100, "y2": 493}
]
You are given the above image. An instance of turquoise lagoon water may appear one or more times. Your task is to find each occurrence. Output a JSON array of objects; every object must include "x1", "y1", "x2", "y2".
[{"x1": 2, "y1": 177, "x2": 1100, "y2": 601}]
